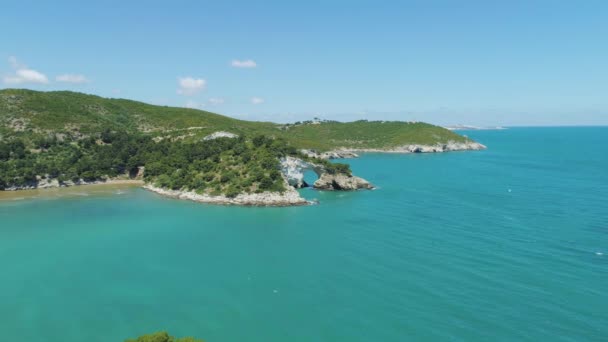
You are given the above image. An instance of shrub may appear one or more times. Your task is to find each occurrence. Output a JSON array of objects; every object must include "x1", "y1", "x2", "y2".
[
  {"x1": 225, "y1": 185, "x2": 241, "y2": 198},
  {"x1": 259, "y1": 176, "x2": 273, "y2": 190}
]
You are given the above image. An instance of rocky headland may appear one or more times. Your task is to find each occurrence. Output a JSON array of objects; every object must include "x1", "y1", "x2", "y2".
[
  {"x1": 301, "y1": 140, "x2": 486, "y2": 159},
  {"x1": 143, "y1": 183, "x2": 309, "y2": 206},
  {"x1": 1, "y1": 141, "x2": 482, "y2": 205}
]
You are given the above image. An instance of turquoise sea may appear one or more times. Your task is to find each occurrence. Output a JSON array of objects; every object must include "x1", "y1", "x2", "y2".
[{"x1": 0, "y1": 127, "x2": 606, "y2": 341}]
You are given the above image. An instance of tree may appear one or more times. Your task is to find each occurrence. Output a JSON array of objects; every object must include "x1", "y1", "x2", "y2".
[
  {"x1": 101, "y1": 128, "x2": 114, "y2": 143},
  {"x1": 252, "y1": 134, "x2": 269, "y2": 147},
  {"x1": 259, "y1": 176, "x2": 273, "y2": 190},
  {"x1": 0, "y1": 143, "x2": 10, "y2": 161}
]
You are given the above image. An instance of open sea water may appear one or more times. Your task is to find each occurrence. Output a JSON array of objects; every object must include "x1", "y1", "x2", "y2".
[{"x1": 0, "y1": 127, "x2": 606, "y2": 341}]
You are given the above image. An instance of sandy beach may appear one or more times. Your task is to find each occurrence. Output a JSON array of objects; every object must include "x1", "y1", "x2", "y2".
[{"x1": 0, "y1": 180, "x2": 144, "y2": 201}]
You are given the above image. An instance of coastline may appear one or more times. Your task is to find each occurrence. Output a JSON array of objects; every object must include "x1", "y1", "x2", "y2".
[
  {"x1": 305, "y1": 141, "x2": 487, "y2": 159},
  {"x1": 143, "y1": 184, "x2": 309, "y2": 207},
  {"x1": 0, "y1": 181, "x2": 310, "y2": 207},
  {"x1": 2, "y1": 178, "x2": 145, "y2": 191},
  {"x1": 0, "y1": 142, "x2": 484, "y2": 205},
  {"x1": 0, "y1": 181, "x2": 144, "y2": 201},
  {"x1": 344, "y1": 141, "x2": 486, "y2": 154}
]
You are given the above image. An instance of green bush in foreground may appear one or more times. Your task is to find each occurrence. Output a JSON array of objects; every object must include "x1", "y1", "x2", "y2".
[{"x1": 125, "y1": 331, "x2": 203, "y2": 342}]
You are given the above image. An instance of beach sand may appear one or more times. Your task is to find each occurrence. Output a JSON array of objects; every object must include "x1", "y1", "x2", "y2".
[{"x1": 0, "y1": 180, "x2": 144, "y2": 201}]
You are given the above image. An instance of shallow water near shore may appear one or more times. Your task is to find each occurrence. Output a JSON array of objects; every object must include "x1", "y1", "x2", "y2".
[
  {"x1": 0, "y1": 127, "x2": 607, "y2": 341},
  {"x1": 0, "y1": 182, "x2": 144, "y2": 202}
]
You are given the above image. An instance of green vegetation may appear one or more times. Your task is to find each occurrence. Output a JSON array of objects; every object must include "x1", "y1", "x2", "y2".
[
  {"x1": 0, "y1": 89, "x2": 471, "y2": 194},
  {"x1": 279, "y1": 119, "x2": 469, "y2": 150},
  {"x1": 0, "y1": 89, "x2": 470, "y2": 151},
  {"x1": 125, "y1": 331, "x2": 203, "y2": 342},
  {"x1": 0, "y1": 130, "x2": 295, "y2": 194}
]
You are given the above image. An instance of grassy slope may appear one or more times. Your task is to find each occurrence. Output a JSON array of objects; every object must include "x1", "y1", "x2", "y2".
[{"x1": 0, "y1": 89, "x2": 470, "y2": 150}]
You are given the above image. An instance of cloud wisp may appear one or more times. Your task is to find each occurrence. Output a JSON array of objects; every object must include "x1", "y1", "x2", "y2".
[
  {"x1": 208, "y1": 97, "x2": 225, "y2": 105},
  {"x1": 177, "y1": 77, "x2": 206, "y2": 96},
  {"x1": 231, "y1": 59, "x2": 257, "y2": 68},
  {"x1": 56, "y1": 74, "x2": 89, "y2": 84},
  {"x1": 3, "y1": 56, "x2": 49, "y2": 85},
  {"x1": 251, "y1": 97, "x2": 264, "y2": 105}
]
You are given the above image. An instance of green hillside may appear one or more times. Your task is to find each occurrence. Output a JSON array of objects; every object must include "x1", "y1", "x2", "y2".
[
  {"x1": 0, "y1": 89, "x2": 469, "y2": 151},
  {"x1": 0, "y1": 89, "x2": 477, "y2": 195}
]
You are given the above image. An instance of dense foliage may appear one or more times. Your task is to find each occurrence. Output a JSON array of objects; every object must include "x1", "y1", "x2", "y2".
[
  {"x1": 0, "y1": 130, "x2": 306, "y2": 196},
  {"x1": 0, "y1": 88, "x2": 475, "y2": 194},
  {"x1": 125, "y1": 331, "x2": 203, "y2": 342}
]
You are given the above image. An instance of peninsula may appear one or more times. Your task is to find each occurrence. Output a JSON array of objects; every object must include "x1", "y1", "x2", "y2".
[{"x1": 0, "y1": 89, "x2": 485, "y2": 205}]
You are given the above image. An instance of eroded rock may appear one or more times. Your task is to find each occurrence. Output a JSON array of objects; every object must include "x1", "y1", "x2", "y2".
[{"x1": 313, "y1": 173, "x2": 373, "y2": 191}]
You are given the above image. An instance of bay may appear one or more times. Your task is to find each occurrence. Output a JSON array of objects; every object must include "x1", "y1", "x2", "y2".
[{"x1": 0, "y1": 127, "x2": 606, "y2": 341}]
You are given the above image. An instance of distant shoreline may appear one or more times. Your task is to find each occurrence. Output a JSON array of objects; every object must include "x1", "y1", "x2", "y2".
[{"x1": 303, "y1": 141, "x2": 487, "y2": 159}]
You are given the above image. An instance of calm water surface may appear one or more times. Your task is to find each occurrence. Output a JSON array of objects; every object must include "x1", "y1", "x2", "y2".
[{"x1": 0, "y1": 127, "x2": 606, "y2": 341}]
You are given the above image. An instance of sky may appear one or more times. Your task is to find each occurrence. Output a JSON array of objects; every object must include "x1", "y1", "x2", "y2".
[{"x1": 1, "y1": 0, "x2": 607, "y2": 126}]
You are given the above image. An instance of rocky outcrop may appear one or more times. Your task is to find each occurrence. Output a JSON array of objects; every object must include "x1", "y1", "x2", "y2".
[
  {"x1": 300, "y1": 149, "x2": 359, "y2": 160},
  {"x1": 313, "y1": 173, "x2": 374, "y2": 191},
  {"x1": 280, "y1": 156, "x2": 325, "y2": 188},
  {"x1": 351, "y1": 140, "x2": 486, "y2": 154},
  {"x1": 386, "y1": 141, "x2": 487, "y2": 153},
  {"x1": 303, "y1": 140, "x2": 486, "y2": 159},
  {"x1": 280, "y1": 156, "x2": 308, "y2": 188},
  {"x1": 202, "y1": 131, "x2": 239, "y2": 140},
  {"x1": 281, "y1": 155, "x2": 374, "y2": 191},
  {"x1": 143, "y1": 184, "x2": 309, "y2": 206}
]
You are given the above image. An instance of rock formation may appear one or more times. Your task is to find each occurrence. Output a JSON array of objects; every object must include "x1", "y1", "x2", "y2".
[
  {"x1": 313, "y1": 173, "x2": 374, "y2": 191},
  {"x1": 280, "y1": 156, "x2": 374, "y2": 191},
  {"x1": 300, "y1": 149, "x2": 359, "y2": 160},
  {"x1": 202, "y1": 131, "x2": 239, "y2": 140},
  {"x1": 144, "y1": 182, "x2": 308, "y2": 206},
  {"x1": 301, "y1": 140, "x2": 486, "y2": 159}
]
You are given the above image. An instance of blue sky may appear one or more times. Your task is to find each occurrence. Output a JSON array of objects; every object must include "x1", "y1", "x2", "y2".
[{"x1": 1, "y1": 0, "x2": 607, "y2": 126}]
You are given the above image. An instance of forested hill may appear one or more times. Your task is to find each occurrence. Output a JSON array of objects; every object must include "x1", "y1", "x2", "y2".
[
  {"x1": 0, "y1": 89, "x2": 469, "y2": 151},
  {"x1": 0, "y1": 89, "x2": 479, "y2": 195}
]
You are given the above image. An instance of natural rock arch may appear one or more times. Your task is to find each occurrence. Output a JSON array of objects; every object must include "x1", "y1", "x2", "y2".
[{"x1": 280, "y1": 156, "x2": 373, "y2": 191}]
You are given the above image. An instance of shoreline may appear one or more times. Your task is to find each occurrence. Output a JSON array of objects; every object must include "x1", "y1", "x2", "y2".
[
  {"x1": 338, "y1": 141, "x2": 486, "y2": 154},
  {"x1": 0, "y1": 181, "x2": 144, "y2": 201},
  {"x1": 1, "y1": 143, "x2": 484, "y2": 204},
  {"x1": 304, "y1": 141, "x2": 486, "y2": 159},
  {"x1": 143, "y1": 185, "x2": 310, "y2": 207},
  {"x1": 2, "y1": 179, "x2": 145, "y2": 191}
]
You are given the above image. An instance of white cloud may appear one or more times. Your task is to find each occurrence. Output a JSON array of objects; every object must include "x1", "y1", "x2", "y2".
[
  {"x1": 251, "y1": 97, "x2": 264, "y2": 105},
  {"x1": 177, "y1": 77, "x2": 206, "y2": 96},
  {"x1": 208, "y1": 97, "x2": 225, "y2": 105},
  {"x1": 231, "y1": 59, "x2": 257, "y2": 68},
  {"x1": 56, "y1": 74, "x2": 89, "y2": 84},
  {"x1": 3, "y1": 57, "x2": 49, "y2": 85}
]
